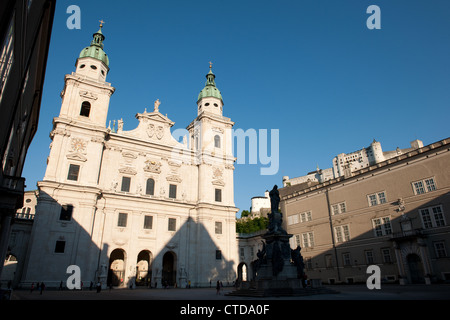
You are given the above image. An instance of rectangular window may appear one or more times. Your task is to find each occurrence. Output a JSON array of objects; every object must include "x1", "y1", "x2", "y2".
[
  {"x1": 335, "y1": 225, "x2": 350, "y2": 243},
  {"x1": 54, "y1": 240, "x2": 66, "y2": 253},
  {"x1": 413, "y1": 181, "x2": 425, "y2": 194},
  {"x1": 215, "y1": 189, "x2": 222, "y2": 202},
  {"x1": 365, "y1": 250, "x2": 375, "y2": 264},
  {"x1": 300, "y1": 211, "x2": 312, "y2": 222},
  {"x1": 367, "y1": 191, "x2": 387, "y2": 206},
  {"x1": 117, "y1": 213, "x2": 128, "y2": 227},
  {"x1": 169, "y1": 184, "x2": 177, "y2": 199},
  {"x1": 302, "y1": 232, "x2": 314, "y2": 248},
  {"x1": 325, "y1": 254, "x2": 333, "y2": 268},
  {"x1": 168, "y1": 218, "x2": 176, "y2": 231},
  {"x1": 121, "y1": 176, "x2": 131, "y2": 192},
  {"x1": 413, "y1": 177, "x2": 437, "y2": 195},
  {"x1": 67, "y1": 164, "x2": 80, "y2": 181},
  {"x1": 59, "y1": 205, "x2": 73, "y2": 221},
  {"x1": 331, "y1": 202, "x2": 346, "y2": 215},
  {"x1": 216, "y1": 250, "x2": 222, "y2": 260},
  {"x1": 434, "y1": 241, "x2": 447, "y2": 258},
  {"x1": 240, "y1": 247, "x2": 245, "y2": 258},
  {"x1": 215, "y1": 221, "x2": 222, "y2": 234},
  {"x1": 372, "y1": 216, "x2": 392, "y2": 237},
  {"x1": 425, "y1": 178, "x2": 437, "y2": 192},
  {"x1": 382, "y1": 248, "x2": 392, "y2": 263},
  {"x1": 288, "y1": 214, "x2": 299, "y2": 225},
  {"x1": 143, "y1": 215, "x2": 153, "y2": 229},
  {"x1": 420, "y1": 205, "x2": 446, "y2": 229},
  {"x1": 295, "y1": 234, "x2": 301, "y2": 247},
  {"x1": 342, "y1": 253, "x2": 351, "y2": 266}
]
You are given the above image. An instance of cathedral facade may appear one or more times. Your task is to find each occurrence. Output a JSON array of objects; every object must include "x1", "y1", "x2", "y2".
[{"x1": 21, "y1": 26, "x2": 239, "y2": 288}]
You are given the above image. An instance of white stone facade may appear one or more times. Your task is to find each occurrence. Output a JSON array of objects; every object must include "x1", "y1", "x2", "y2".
[{"x1": 20, "y1": 30, "x2": 239, "y2": 288}]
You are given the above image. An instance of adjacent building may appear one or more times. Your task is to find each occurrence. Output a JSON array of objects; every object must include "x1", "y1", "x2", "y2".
[
  {"x1": 0, "y1": 0, "x2": 55, "y2": 280},
  {"x1": 281, "y1": 138, "x2": 450, "y2": 284}
]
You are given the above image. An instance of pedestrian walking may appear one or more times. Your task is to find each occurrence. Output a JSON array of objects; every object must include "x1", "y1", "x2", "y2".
[
  {"x1": 96, "y1": 282, "x2": 101, "y2": 293},
  {"x1": 40, "y1": 282, "x2": 45, "y2": 295},
  {"x1": 30, "y1": 282, "x2": 34, "y2": 293},
  {"x1": 216, "y1": 280, "x2": 220, "y2": 295}
]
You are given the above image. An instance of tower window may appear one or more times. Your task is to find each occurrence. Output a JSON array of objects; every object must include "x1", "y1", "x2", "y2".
[
  {"x1": 146, "y1": 178, "x2": 155, "y2": 195},
  {"x1": 79, "y1": 64, "x2": 85, "y2": 69},
  {"x1": 59, "y1": 205, "x2": 73, "y2": 221},
  {"x1": 214, "y1": 103, "x2": 218, "y2": 107},
  {"x1": 80, "y1": 101, "x2": 91, "y2": 117},
  {"x1": 215, "y1": 188, "x2": 222, "y2": 202},
  {"x1": 214, "y1": 135, "x2": 221, "y2": 148},
  {"x1": 90, "y1": 65, "x2": 97, "y2": 70},
  {"x1": 67, "y1": 164, "x2": 80, "y2": 181},
  {"x1": 54, "y1": 241, "x2": 66, "y2": 253}
]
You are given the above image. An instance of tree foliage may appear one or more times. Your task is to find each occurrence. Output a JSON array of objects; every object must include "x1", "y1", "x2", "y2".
[{"x1": 236, "y1": 217, "x2": 268, "y2": 234}]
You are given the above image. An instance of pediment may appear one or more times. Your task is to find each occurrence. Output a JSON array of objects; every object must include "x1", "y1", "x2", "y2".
[
  {"x1": 136, "y1": 111, "x2": 174, "y2": 126},
  {"x1": 66, "y1": 152, "x2": 87, "y2": 162}
]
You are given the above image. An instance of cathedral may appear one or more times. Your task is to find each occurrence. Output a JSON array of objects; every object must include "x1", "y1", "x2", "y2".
[{"x1": 21, "y1": 25, "x2": 239, "y2": 288}]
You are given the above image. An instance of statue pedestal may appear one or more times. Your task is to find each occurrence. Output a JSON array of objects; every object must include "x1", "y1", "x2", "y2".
[{"x1": 252, "y1": 232, "x2": 305, "y2": 294}]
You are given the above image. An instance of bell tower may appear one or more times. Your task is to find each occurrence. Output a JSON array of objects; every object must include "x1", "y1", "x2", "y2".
[
  {"x1": 188, "y1": 64, "x2": 235, "y2": 207},
  {"x1": 58, "y1": 22, "x2": 114, "y2": 127},
  {"x1": 43, "y1": 22, "x2": 115, "y2": 185}
]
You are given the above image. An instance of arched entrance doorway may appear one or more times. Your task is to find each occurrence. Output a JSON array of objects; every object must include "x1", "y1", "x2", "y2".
[
  {"x1": 108, "y1": 249, "x2": 126, "y2": 287},
  {"x1": 162, "y1": 251, "x2": 176, "y2": 287},
  {"x1": 136, "y1": 250, "x2": 152, "y2": 286},
  {"x1": 237, "y1": 262, "x2": 248, "y2": 282},
  {"x1": 407, "y1": 253, "x2": 424, "y2": 284}
]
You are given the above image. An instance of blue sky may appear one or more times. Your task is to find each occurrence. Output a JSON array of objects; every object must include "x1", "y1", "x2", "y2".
[{"x1": 23, "y1": 0, "x2": 450, "y2": 216}]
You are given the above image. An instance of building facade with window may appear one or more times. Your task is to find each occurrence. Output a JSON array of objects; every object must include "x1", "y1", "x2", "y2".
[
  {"x1": 20, "y1": 26, "x2": 238, "y2": 288},
  {"x1": 280, "y1": 137, "x2": 450, "y2": 285}
]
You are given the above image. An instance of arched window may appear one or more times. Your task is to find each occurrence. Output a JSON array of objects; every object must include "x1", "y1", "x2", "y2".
[
  {"x1": 146, "y1": 178, "x2": 155, "y2": 195},
  {"x1": 80, "y1": 101, "x2": 91, "y2": 117},
  {"x1": 214, "y1": 135, "x2": 221, "y2": 148}
]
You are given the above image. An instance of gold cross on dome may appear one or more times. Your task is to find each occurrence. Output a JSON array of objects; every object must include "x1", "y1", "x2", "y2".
[
  {"x1": 99, "y1": 19, "x2": 105, "y2": 27},
  {"x1": 209, "y1": 61, "x2": 213, "y2": 69}
]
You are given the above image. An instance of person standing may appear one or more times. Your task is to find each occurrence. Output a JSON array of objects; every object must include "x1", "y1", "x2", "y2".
[
  {"x1": 216, "y1": 280, "x2": 220, "y2": 295},
  {"x1": 40, "y1": 282, "x2": 45, "y2": 295}
]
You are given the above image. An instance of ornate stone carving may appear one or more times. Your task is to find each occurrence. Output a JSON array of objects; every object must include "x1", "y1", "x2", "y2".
[
  {"x1": 146, "y1": 124, "x2": 164, "y2": 140},
  {"x1": 166, "y1": 175, "x2": 182, "y2": 183},
  {"x1": 79, "y1": 90, "x2": 98, "y2": 100},
  {"x1": 119, "y1": 166, "x2": 137, "y2": 175},
  {"x1": 144, "y1": 160, "x2": 161, "y2": 173}
]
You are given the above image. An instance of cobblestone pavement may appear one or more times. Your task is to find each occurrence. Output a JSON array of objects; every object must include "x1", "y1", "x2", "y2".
[{"x1": 9, "y1": 284, "x2": 450, "y2": 300}]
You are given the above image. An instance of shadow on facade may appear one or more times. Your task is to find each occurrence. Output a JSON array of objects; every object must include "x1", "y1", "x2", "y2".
[
  {"x1": 116, "y1": 216, "x2": 237, "y2": 289},
  {"x1": 294, "y1": 192, "x2": 450, "y2": 285},
  {"x1": 10, "y1": 190, "x2": 237, "y2": 289}
]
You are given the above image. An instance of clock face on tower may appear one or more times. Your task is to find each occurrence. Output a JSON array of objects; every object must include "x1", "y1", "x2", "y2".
[{"x1": 71, "y1": 138, "x2": 87, "y2": 153}]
